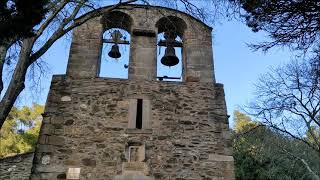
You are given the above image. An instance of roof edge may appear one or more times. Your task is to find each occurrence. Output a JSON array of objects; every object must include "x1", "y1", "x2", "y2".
[
  {"x1": 122, "y1": 4, "x2": 213, "y2": 30},
  {"x1": 91, "y1": 4, "x2": 213, "y2": 31}
]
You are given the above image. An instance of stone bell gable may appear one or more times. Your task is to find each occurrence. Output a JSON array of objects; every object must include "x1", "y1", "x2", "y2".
[{"x1": 29, "y1": 4, "x2": 234, "y2": 180}]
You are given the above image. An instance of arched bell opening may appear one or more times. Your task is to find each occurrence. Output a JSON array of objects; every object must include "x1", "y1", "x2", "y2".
[
  {"x1": 155, "y1": 16, "x2": 187, "y2": 82},
  {"x1": 100, "y1": 28, "x2": 131, "y2": 79},
  {"x1": 99, "y1": 11, "x2": 133, "y2": 79},
  {"x1": 156, "y1": 32, "x2": 183, "y2": 82}
]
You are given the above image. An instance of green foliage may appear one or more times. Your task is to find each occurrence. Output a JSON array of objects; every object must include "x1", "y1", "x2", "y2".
[
  {"x1": 0, "y1": 104, "x2": 43, "y2": 157},
  {"x1": 233, "y1": 111, "x2": 320, "y2": 179},
  {"x1": 234, "y1": 110, "x2": 256, "y2": 133}
]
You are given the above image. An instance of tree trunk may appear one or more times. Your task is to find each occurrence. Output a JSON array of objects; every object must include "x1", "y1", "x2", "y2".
[
  {"x1": 0, "y1": 43, "x2": 10, "y2": 94},
  {"x1": 0, "y1": 38, "x2": 34, "y2": 129}
]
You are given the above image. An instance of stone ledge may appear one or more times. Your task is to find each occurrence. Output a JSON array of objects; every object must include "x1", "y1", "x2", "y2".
[
  {"x1": 0, "y1": 152, "x2": 34, "y2": 180},
  {"x1": 125, "y1": 129, "x2": 152, "y2": 134},
  {"x1": 0, "y1": 152, "x2": 34, "y2": 162},
  {"x1": 122, "y1": 162, "x2": 148, "y2": 173},
  {"x1": 114, "y1": 175, "x2": 155, "y2": 180},
  {"x1": 132, "y1": 29, "x2": 156, "y2": 37},
  {"x1": 215, "y1": 83, "x2": 224, "y2": 87}
]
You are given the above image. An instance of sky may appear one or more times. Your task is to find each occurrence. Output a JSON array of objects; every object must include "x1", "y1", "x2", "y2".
[{"x1": 11, "y1": 6, "x2": 293, "y2": 129}]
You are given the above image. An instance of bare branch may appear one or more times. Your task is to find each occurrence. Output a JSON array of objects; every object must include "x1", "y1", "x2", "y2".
[
  {"x1": 35, "y1": 0, "x2": 68, "y2": 38},
  {"x1": 30, "y1": 0, "x2": 138, "y2": 62},
  {"x1": 247, "y1": 58, "x2": 320, "y2": 154},
  {"x1": 279, "y1": 146, "x2": 320, "y2": 180}
]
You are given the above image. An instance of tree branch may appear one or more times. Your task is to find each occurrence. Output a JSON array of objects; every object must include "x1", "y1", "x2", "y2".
[
  {"x1": 35, "y1": 0, "x2": 68, "y2": 38},
  {"x1": 30, "y1": 0, "x2": 138, "y2": 62},
  {"x1": 279, "y1": 146, "x2": 320, "y2": 179}
]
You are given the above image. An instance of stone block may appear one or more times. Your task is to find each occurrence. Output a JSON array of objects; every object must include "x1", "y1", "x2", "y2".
[
  {"x1": 35, "y1": 165, "x2": 65, "y2": 173},
  {"x1": 222, "y1": 131, "x2": 231, "y2": 140},
  {"x1": 208, "y1": 154, "x2": 234, "y2": 162},
  {"x1": 125, "y1": 129, "x2": 152, "y2": 134},
  {"x1": 114, "y1": 175, "x2": 155, "y2": 180},
  {"x1": 91, "y1": 135, "x2": 106, "y2": 142},
  {"x1": 122, "y1": 162, "x2": 150, "y2": 176},
  {"x1": 64, "y1": 119, "x2": 74, "y2": 126},
  {"x1": 79, "y1": 103, "x2": 88, "y2": 110},
  {"x1": 81, "y1": 158, "x2": 96, "y2": 167},
  {"x1": 64, "y1": 160, "x2": 79, "y2": 166},
  {"x1": 51, "y1": 116, "x2": 64, "y2": 124},
  {"x1": 186, "y1": 76, "x2": 200, "y2": 82},
  {"x1": 42, "y1": 116, "x2": 51, "y2": 124},
  {"x1": 40, "y1": 172, "x2": 61, "y2": 179},
  {"x1": 41, "y1": 124, "x2": 54, "y2": 135},
  {"x1": 223, "y1": 147, "x2": 233, "y2": 156},
  {"x1": 37, "y1": 145, "x2": 54, "y2": 153},
  {"x1": 61, "y1": 96, "x2": 72, "y2": 102},
  {"x1": 118, "y1": 100, "x2": 129, "y2": 109},
  {"x1": 47, "y1": 136, "x2": 65, "y2": 146},
  {"x1": 38, "y1": 135, "x2": 47, "y2": 144},
  {"x1": 67, "y1": 167, "x2": 81, "y2": 179},
  {"x1": 41, "y1": 155, "x2": 51, "y2": 165}
]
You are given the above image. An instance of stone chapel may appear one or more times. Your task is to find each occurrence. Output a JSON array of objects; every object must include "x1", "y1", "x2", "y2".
[{"x1": 10, "y1": 4, "x2": 234, "y2": 180}]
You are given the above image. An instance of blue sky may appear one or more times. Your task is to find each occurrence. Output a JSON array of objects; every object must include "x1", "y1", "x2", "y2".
[
  {"x1": 14, "y1": 9, "x2": 293, "y2": 129},
  {"x1": 214, "y1": 20, "x2": 292, "y2": 127}
]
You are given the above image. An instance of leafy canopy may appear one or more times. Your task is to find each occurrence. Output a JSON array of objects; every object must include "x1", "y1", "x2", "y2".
[
  {"x1": 233, "y1": 110, "x2": 320, "y2": 179},
  {"x1": 0, "y1": 0, "x2": 48, "y2": 44},
  {"x1": 232, "y1": 0, "x2": 320, "y2": 53},
  {"x1": 0, "y1": 104, "x2": 44, "y2": 157}
]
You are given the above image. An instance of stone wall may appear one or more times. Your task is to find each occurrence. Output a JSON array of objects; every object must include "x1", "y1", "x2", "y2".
[
  {"x1": 30, "y1": 76, "x2": 234, "y2": 179},
  {"x1": 0, "y1": 152, "x2": 34, "y2": 180}
]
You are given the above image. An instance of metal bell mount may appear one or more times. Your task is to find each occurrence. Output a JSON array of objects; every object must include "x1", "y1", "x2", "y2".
[
  {"x1": 160, "y1": 31, "x2": 179, "y2": 67},
  {"x1": 108, "y1": 30, "x2": 123, "y2": 59}
]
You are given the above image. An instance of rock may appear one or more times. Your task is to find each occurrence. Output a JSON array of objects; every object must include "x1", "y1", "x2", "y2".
[
  {"x1": 61, "y1": 96, "x2": 71, "y2": 102},
  {"x1": 41, "y1": 155, "x2": 50, "y2": 165},
  {"x1": 81, "y1": 158, "x2": 96, "y2": 167},
  {"x1": 64, "y1": 119, "x2": 74, "y2": 126}
]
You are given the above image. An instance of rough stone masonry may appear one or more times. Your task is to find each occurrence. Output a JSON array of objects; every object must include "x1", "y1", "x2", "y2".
[{"x1": 0, "y1": 4, "x2": 234, "y2": 180}]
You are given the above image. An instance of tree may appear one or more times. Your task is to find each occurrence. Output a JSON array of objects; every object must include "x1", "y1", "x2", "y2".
[
  {"x1": 0, "y1": 0, "x2": 48, "y2": 44},
  {"x1": 0, "y1": 0, "x2": 48, "y2": 95},
  {"x1": 233, "y1": 110, "x2": 320, "y2": 179},
  {"x1": 231, "y1": 0, "x2": 320, "y2": 53},
  {"x1": 0, "y1": 0, "x2": 143, "y2": 129},
  {"x1": 0, "y1": 104, "x2": 44, "y2": 157},
  {"x1": 247, "y1": 58, "x2": 320, "y2": 156},
  {"x1": 0, "y1": 0, "x2": 227, "y2": 129},
  {"x1": 234, "y1": 110, "x2": 256, "y2": 133}
]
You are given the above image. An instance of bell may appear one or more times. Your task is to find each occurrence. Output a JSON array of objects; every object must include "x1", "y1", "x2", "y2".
[
  {"x1": 108, "y1": 44, "x2": 121, "y2": 59},
  {"x1": 161, "y1": 46, "x2": 179, "y2": 66}
]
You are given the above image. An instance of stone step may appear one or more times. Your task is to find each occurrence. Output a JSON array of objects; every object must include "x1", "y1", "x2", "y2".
[
  {"x1": 122, "y1": 162, "x2": 149, "y2": 175},
  {"x1": 114, "y1": 175, "x2": 155, "y2": 180}
]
